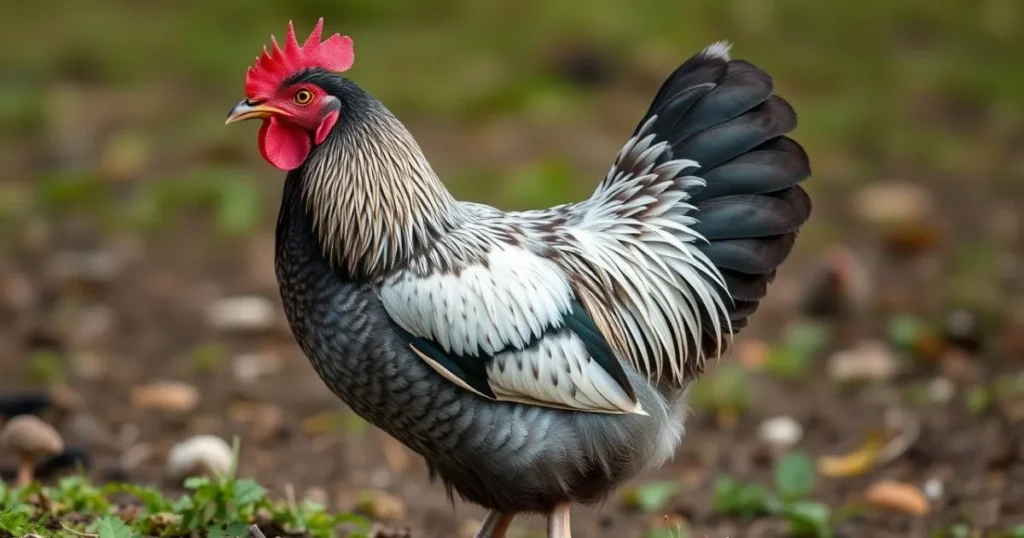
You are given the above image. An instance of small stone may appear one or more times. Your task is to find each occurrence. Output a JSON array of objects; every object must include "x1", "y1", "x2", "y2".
[
  {"x1": 66, "y1": 414, "x2": 106, "y2": 445},
  {"x1": 50, "y1": 384, "x2": 85, "y2": 411},
  {"x1": 119, "y1": 443, "x2": 154, "y2": 471},
  {"x1": 117, "y1": 423, "x2": 141, "y2": 447},
  {"x1": 206, "y1": 296, "x2": 275, "y2": 333},
  {"x1": 367, "y1": 523, "x2": 411, "y2": 538},
  {"x1": 757, "y1": 416, "x2": 803, "y2": 450},
  {"x1": 356, "y1": 490, "x2": 406, "y2": 521},
  {"x1": 853, "y1": 181, "x2": 934, "y2": 225},
  {"x1": 130, "y1": 381, "x2": 200, "y2": 413},
  {"x1": 1, "y1": 271, "x2": 36, "y2": 311},
  {"x1": 923, "y1": 478, "x2": 944, "y2": 501},
  {"x1": 827, "y1": 341, "x2": 899, "y2": 383},
  {"x1": 864, "y1": 480, "x2": 929, "y2": 516},
  {"x1": 304, "y1": 486, "x2": 329, "y2": 505},
  {"x1": 69, "y1": 305, "x2": 115, "y2": 349},
  {"x1": 945, "y1": 309, "x2": 982, "y2": 353},
  {"x1": 927, "y1": 377, "x2": 956, "y2": 404},
  {"x1": 940, "y1": 349, "x2": 982, "y2": 383},
  {"x1": 47, "y1": 250, "x2": 123, "y2": 286},
  {"x1": 231, "y1": 352, "x2": 281, "y2": 384},
  {"x1": 69, "y1": 351, "x2": 108, "y2": 380},
  {"x1": 166, "y1": 435, "x2": 233, "y2": 478}
]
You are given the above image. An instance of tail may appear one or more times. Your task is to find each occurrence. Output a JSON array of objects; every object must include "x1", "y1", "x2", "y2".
[
  {"x1": 544, "y1": 41, "x2": 811, "y2": 383},
  {"x1": 644, "y1": 42, "x2": 812, "y2": 343}
]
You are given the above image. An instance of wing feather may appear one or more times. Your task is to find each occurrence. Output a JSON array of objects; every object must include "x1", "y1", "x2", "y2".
[{"x1": 381, "y1": 240, "x2": 644, "y2": 415}]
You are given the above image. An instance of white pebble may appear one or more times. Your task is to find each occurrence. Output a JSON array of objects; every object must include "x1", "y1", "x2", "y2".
[
  {"x1": 206, "y1": 296, "x2": 275, "y2": 332},
  {"x1": 167, "y1": 435, "x2": 233, "y2": 478},
  {"x1": 231, "y1": 353, "x2": 281, "y2": 384},
  {"x1": 827, "y1": 341, "x2": 898, "y2": 383},
  {"x1": 923, "y1": 478, "x2": 944, "y2": 500},
  {"x1": 758, "y1": 416, "x2": 804, "y2": 449},
  {"x1": 927, "y1": 377, "x2": 955, "y2": 404}
]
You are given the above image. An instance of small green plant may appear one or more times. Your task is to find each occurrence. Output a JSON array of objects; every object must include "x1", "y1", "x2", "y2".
[
  {"x1": 190, "y1": 341, "x2": 228, "y2": 373},
  {"x1": 713, "y1": 451, "x2": 835, "y2": 538},
  {"x1": 620, "y1": 481, "x2": 681, "y2": 513},
  {"x1": 0, "y1": 438, "x2": 371, "y2": 538},
  {"x1": 763, "y1": 321, "x2": 832, "y2": 381},
  {"x1": 25, "y1": 348, "x2": 66, "y2": 384},
  {"x1": 690, "y1": 362, "x2": 751, "y2": 427}
]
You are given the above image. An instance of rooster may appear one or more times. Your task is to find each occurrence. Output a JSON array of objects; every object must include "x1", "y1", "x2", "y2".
[{"x1": 226, "y1": 19, "x2": 811, "y2": 538}]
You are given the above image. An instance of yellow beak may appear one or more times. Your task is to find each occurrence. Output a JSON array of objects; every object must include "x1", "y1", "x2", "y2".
[{"x1": 225, "y1": 100, "x2": 287, "y2": 125}]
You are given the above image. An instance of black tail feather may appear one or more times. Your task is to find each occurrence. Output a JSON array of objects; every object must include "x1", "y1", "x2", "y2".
[{"x1": 633, "y1": 44, "x2": 812, "y2": 351}]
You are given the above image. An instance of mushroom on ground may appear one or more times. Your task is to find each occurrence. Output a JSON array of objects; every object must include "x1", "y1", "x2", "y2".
[
  {"x1": 0, "y1": 415, "x2": 65, "y2": 486},
  {"x1": 166, "y1": 435, "x2": 233, "y2": 479}
]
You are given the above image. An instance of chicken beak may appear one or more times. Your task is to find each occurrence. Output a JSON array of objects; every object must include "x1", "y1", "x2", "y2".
[{"x1": 225, "y1": 100, "x2": 286, "y2": 125}]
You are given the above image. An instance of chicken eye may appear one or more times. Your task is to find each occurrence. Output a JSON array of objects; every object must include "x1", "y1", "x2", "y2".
[{"x1": 293, "y1": 89, "x2": 314, "y2": 105}]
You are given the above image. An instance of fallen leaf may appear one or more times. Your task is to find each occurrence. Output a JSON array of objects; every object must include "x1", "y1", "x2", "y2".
[
  {"x1": 864, "y1": 480, "x2": 929, "y2": 516},
  {"x1": 716, "y1": 406, "x2": 738, "y2": 430},
  {"x1": 130, "y1": 381, "x2": 200, "y2": 413},
  {"x1": 301, "y1": 411, "x2": 347, "y2": 436},
  {"x1": 356, "y1": 490, "x2": 406, "y2": 520},
  {"x1": 736, "y1": 339, "x2": 770, "y2": 369},
  {"x1": 818, "y1": 429, "x2": 885, "y2": 477}
]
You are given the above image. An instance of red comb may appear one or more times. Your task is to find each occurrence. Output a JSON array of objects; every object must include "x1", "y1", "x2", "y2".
[{"x1": 245, "y1": 18, "x2": 354, "y2": 100}]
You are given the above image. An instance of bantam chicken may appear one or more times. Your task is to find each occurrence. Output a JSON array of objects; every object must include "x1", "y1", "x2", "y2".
[{"x1": 226, "y1": 19, "x2": 811, "y2": 538}]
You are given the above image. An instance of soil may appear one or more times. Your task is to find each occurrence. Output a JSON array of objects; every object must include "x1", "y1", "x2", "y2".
[{"x1": 1, "y1": 96, "x2": 1022, "y2": 538}]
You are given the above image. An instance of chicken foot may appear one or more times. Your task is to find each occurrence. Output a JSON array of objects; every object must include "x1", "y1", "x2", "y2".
[
  {"x1": 547, "y1": 503, "x2": 571, "y2": 538},
  {"x1": 474, "y1": 510, "x2": 515, "y2": 538}
]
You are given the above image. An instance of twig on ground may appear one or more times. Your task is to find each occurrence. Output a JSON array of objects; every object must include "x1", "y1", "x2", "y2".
[{"x1": 249, "y1": 523, "x2": 282, "y2": 538}]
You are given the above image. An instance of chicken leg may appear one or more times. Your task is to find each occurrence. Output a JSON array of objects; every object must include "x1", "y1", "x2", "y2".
[
  {"x1": 547, "y1": 503, "x2": 571, "y2": 538},
  {"x1": 474, "y1": 511, "x2": 515, "y2": 538}
]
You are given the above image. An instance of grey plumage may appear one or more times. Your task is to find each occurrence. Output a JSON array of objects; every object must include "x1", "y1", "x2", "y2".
[
  {"x1": 276, "y1": 178, "x2": 686, "y2": 512},
  {"x1": 269, "y1": 40, "x2": 810, "y2": 527}
]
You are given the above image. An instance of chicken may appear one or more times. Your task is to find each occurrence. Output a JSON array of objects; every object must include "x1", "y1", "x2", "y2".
[{"x1": 226, "y1": 19, "x2": 811, "y2": 538}]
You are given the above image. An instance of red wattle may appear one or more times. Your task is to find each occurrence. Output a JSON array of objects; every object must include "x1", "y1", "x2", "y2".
[{"x1": 258, "y1": 116, "x2": 312, "y2": 171}]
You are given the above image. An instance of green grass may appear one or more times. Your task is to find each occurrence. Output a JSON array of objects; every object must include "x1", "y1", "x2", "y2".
[
  {"x1": 0, "y1": 439, "x2": 370, "y2": 538},
  {"x1": 713, "y1": 451, "x2": 844, "y2": 538}
]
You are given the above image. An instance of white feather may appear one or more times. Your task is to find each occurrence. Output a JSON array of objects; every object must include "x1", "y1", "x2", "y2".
[
  {"x1": 381, "y1": 244, "x2": 572, "y2": 357},
  {"x1": 487, "y1": 332, "x2": 643, "y2": 415}
]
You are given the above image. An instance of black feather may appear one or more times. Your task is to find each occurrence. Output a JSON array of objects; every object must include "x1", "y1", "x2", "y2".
[
  {"x1": 699, "y1": 233, "x2": 798, "y2": 275},
  {"x1": 660, "y1": 61, "x2": 775, "y2": 145},
  {"x1": 688, "y1": 137, "x2": 810, "y2": 203},
  {"x1": 672, "y1": 96, "x2": 797, "y2": 171},
  {"x1": 691, "y1": 189, "x2": 810, "y2": 240},
  {"x1": 719, "y1": 268, "x2": 774, "y2": 302},
  {"x1": 640, "y1": 55, "x2": 728, "y2": 129}
]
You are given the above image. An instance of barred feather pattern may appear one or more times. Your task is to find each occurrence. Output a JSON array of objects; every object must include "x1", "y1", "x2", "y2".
[
  {"x1": 522, "y1": 117, "x2": 732, "y2": 384},
  {"x1": 303, "y1": 111, "x2": 729, "y2": 406}
]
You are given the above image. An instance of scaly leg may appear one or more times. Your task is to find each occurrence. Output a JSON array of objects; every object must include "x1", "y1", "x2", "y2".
[
  {"x1": 474, "y1": 510, "x2": 515, "y2": 538},
  {"x1": 546, "y1": 503, "x2": 571, "y2": 538}
]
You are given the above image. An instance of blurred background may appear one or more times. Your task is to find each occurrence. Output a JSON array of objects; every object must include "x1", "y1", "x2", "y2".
[{"x1": 0, "y1": 1, "x2": 1022, "y2": 537}]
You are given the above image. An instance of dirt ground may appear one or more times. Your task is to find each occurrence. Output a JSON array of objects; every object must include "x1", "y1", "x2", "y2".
[
  {"x1": 1, "y1": 8, "x2": 1023, "y2": 532},
  {"x1": 1, "y1": 181, "x2": 1023, "y2": 538}
]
